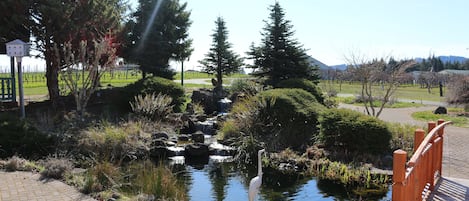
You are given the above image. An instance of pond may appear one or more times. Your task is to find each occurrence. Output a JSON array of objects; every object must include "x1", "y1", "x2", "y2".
[{"x1": 171, "y1": 157, "x2": 392, "y2": 201}]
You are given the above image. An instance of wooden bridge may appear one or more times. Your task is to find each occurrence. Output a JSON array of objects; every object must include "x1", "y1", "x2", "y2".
[{"x1": 392, "y1": 119, "x2": 469, "y2": 201}]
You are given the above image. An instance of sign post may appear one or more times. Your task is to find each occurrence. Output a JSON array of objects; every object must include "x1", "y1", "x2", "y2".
[{"x1": 6, "y1": 39, "x2": 30, "y2": 118}]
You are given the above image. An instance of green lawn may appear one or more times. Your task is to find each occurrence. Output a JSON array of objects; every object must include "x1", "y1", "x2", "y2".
[
  {"x1": 411, "y1": 111, "x2": 469, "y2": 127},
  {"x1": 336, "y1": 96, "x2": 424, "y2": 108},
  {"x1": 320, "y1": 81, "x2": 445, "y2": 102},
  {"x1": 0, "y1": 73, "x2": 451, "y2": 103}
]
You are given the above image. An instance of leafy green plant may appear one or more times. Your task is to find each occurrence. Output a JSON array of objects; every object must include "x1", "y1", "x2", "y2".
[{"x1": 130, "y1": 93, "x2": 173, "y2": 121}]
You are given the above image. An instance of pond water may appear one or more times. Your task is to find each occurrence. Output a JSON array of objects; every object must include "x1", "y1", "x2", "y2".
[{"x1": 172, "y1": 158, "x2": 392, "y2": 201}]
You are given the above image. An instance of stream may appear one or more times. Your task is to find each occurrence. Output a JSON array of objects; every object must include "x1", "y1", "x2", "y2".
[{"x1": 171, "y1": 158, "x2": 392, "y2": 201}]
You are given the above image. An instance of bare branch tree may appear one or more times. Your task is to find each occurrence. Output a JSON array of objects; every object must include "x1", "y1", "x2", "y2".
[
  {"x1": 447, "y1": 75, "x2": 469, "y2": 110},
  {"x1": 55, "y1": 38, "x2": 117, "y2": 115},
  {"x1": 346, "y1": 53, "x2": 415, "y2": 117}
]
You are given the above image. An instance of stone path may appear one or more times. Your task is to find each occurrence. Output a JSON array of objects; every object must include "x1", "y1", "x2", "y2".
[{"x1": 0, "y1": 171, "x2": 95, "y2": 201}]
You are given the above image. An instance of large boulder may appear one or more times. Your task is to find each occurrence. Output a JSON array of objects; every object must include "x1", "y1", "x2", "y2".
[
  {"x1": 191, "y1": 89, "x2": 216, "y2": 114},
  {"x1": 434, "y1": 106, "x2": 447, "y2": 114},
  {"x1": 150, "y1": 146, "x2": 168, "y2": 158},
  {"x1": 191, "y1": 131, "x2": 205, "y2": 143},
  {"x1": 184, "y1": 143, "x2": 209, "y2": 157},
  {"x1": 152, "y1": 132, "x2": 169, "y2": 140},
  {"x1": 178, "y1": 134, "x2": 190, "y2": 142}
]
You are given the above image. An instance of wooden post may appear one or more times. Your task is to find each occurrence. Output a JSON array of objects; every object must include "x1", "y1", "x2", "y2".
[
  {"x1": 437, "y1": 119, "x2": 445, "y2": 177},
  {"x1": 437, "y1": 119, "x2": 445, "y2": 136},
  {"x1": 414, "y1": 129, "x2": 425, "y2": 153},
  {"x1": 393, "y1": 149, "x2": 407, "y2": 201},
  {"x1": 428, "y1": 121, "x2": 436, "y2": 134}
]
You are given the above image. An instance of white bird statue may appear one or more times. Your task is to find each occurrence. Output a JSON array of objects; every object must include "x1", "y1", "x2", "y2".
[{"x1": 248, "y1": 149, "x2": 265, "y2": 201}]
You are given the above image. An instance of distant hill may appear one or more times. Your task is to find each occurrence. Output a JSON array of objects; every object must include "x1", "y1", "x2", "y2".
[
  {"x1": 307, "y1": 56, "x2": 347, "y2": 71},
  {"x1": 330, "y1": 64, "x2": 347, "y2": 71},
  {"x1": 415, "y1": 55, "x2": 468, "y2": 63},
  {"x1": 308, "y1": 56, "x2": 329, "y2": 70}
]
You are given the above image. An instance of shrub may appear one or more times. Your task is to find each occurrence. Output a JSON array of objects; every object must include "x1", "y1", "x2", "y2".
[
  {"x1": 4, "y1": 156, "x2": 27, "y2": 171},
  {"x1": 78, "y1": 120, "x2": 151, "y2": 163},
  {"x1": 126, "y1": 76, "x2": 185, "y2": 112},
  {"x1": 276, "y1": 78, "x2": 325, "y2": 104},
  {"x1": 387, "y1": 123, "x2": 420, "y2": 155},
  {"x1": 130, "y1": 93, "x2": 173, "y2": 121},
  {"x1": 83, "y1": 161, "x2": 121, "y2": 194},
  {"x1": 228, "y1": 78, "x2": 262, "y2": 96},
  {"x1": 319, "y1": 108, "x2": 391, "y2": 154},
  {"x1": 230, "y1": 88, "x2": 325, "y2": 151},
  {"x1": 0, "y1": 113, "x2": 55, "y2": 159},
  {"x1": 41, "y1": 157, "x2": 74, "y2": 179},
  {"x1": 218, "y1": 119, "x2": 241, "y2": 140}
]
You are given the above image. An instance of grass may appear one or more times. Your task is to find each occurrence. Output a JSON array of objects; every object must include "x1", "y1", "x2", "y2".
[
  {"x1": 411, "y1": 111, "x2": 469, "y2": 127},
  {"x1": 336, "y1": 96, "x2": 424, "y2": 108},
  {"x1": 321, "y1": 81, "x2": 446, "y2": 102},
  {"x1": 173, "y1": 71, "x2": 249, "y2": 80}
]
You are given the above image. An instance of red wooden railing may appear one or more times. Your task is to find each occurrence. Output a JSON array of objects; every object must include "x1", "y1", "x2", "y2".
[{"x1": 392, "y1": 119, "x2": 452, "y2": 201}]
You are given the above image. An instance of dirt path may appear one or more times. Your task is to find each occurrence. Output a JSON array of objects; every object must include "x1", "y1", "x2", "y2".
[{"x1": 339, "y1": 103, "x2": 469, "y2": 179}]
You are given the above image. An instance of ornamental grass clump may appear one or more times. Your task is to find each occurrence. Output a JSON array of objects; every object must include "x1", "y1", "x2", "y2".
[
  {"x1": 130, "y1": 93, "x2": 173, "y2": 121},
  {"x1": 41, "y1": 157, "x2": 74, "y2": 179}
]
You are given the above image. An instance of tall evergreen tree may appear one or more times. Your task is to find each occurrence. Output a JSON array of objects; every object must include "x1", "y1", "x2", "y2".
[
  {"x1": 128, "y1": 0, "x2": 192, "y2": 79},
  {"x1": 0, "y1": 0, "x2": 31, "y2": 53},
  {"x1": 247, "y1": 2, "x2": 319, "y2": 86},
  {"x1": 199, "y1": 17, "x2": 243, "y2": 97}
]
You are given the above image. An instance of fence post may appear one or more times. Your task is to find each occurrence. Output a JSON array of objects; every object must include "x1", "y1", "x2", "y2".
[
  {"x1": 437, "y1": 119, "x2": 445, "y2": 178},
  {"x1": 393, "y1": 149, "x2": 407, "y2": 201},
  {"x1": 428, "y1": 121, "x2": 436, "y2": 134},
  {"x1": 414, "y1": 129, "x2": 425, "y2": 153}
]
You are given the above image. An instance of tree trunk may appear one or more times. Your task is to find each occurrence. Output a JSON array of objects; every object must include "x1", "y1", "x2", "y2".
[{"x1": 45, "y1": 47, "x2": 60, "y2": 107}]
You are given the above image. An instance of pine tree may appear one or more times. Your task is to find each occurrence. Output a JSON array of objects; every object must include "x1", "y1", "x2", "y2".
[
  {"x1": 199, "y1": 17, "x2": 243, "y2": 97},
  {"x1": 247, "y1": 2, "x2": 319, "y2": 86},
  {"x1": 129, "y1": 0, "x2": 192, "y2": 79}
]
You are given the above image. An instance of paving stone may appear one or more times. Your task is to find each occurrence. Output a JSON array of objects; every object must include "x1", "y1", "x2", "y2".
[{"x1": 0, "y1": 171, "x2": 96, "y2": 201}]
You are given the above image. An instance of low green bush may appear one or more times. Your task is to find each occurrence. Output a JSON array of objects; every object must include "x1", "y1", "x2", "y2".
[
  {"x1": 319, "y1": 108, "x2": 391, "y2": 154},
  {"x1": 228, "y1": 88, "x2": 325, "y2": 151},
  {"x1": 128, "y1": 76, "x2": 185, "y2": 111},
  {"x1": 0, "y1": 113, "x2": 55, "y2": 159},
  {"x1": 228, "y1": 78, "x2": 262, "y2": 96},
  {"x1": 105, "y1": 76, "x2": 185, "y2": 113},
  {"x1": 276, "y1": 78, "x2": 325, "y2": 104}
]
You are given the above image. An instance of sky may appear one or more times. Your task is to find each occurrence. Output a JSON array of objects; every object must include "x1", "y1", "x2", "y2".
[{"x1": 2, "y1": 0, "x2": 469, "y2": 72}]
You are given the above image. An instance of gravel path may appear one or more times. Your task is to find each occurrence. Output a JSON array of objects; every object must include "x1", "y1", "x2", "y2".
[{"x1": 339, "y1": 103, "x2": 469, "y2": 179}]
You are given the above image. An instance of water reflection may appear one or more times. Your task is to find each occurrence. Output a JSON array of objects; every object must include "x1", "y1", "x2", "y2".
[{"x1": 175, "y1": 159, "x2": 392, "y2": 201}]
